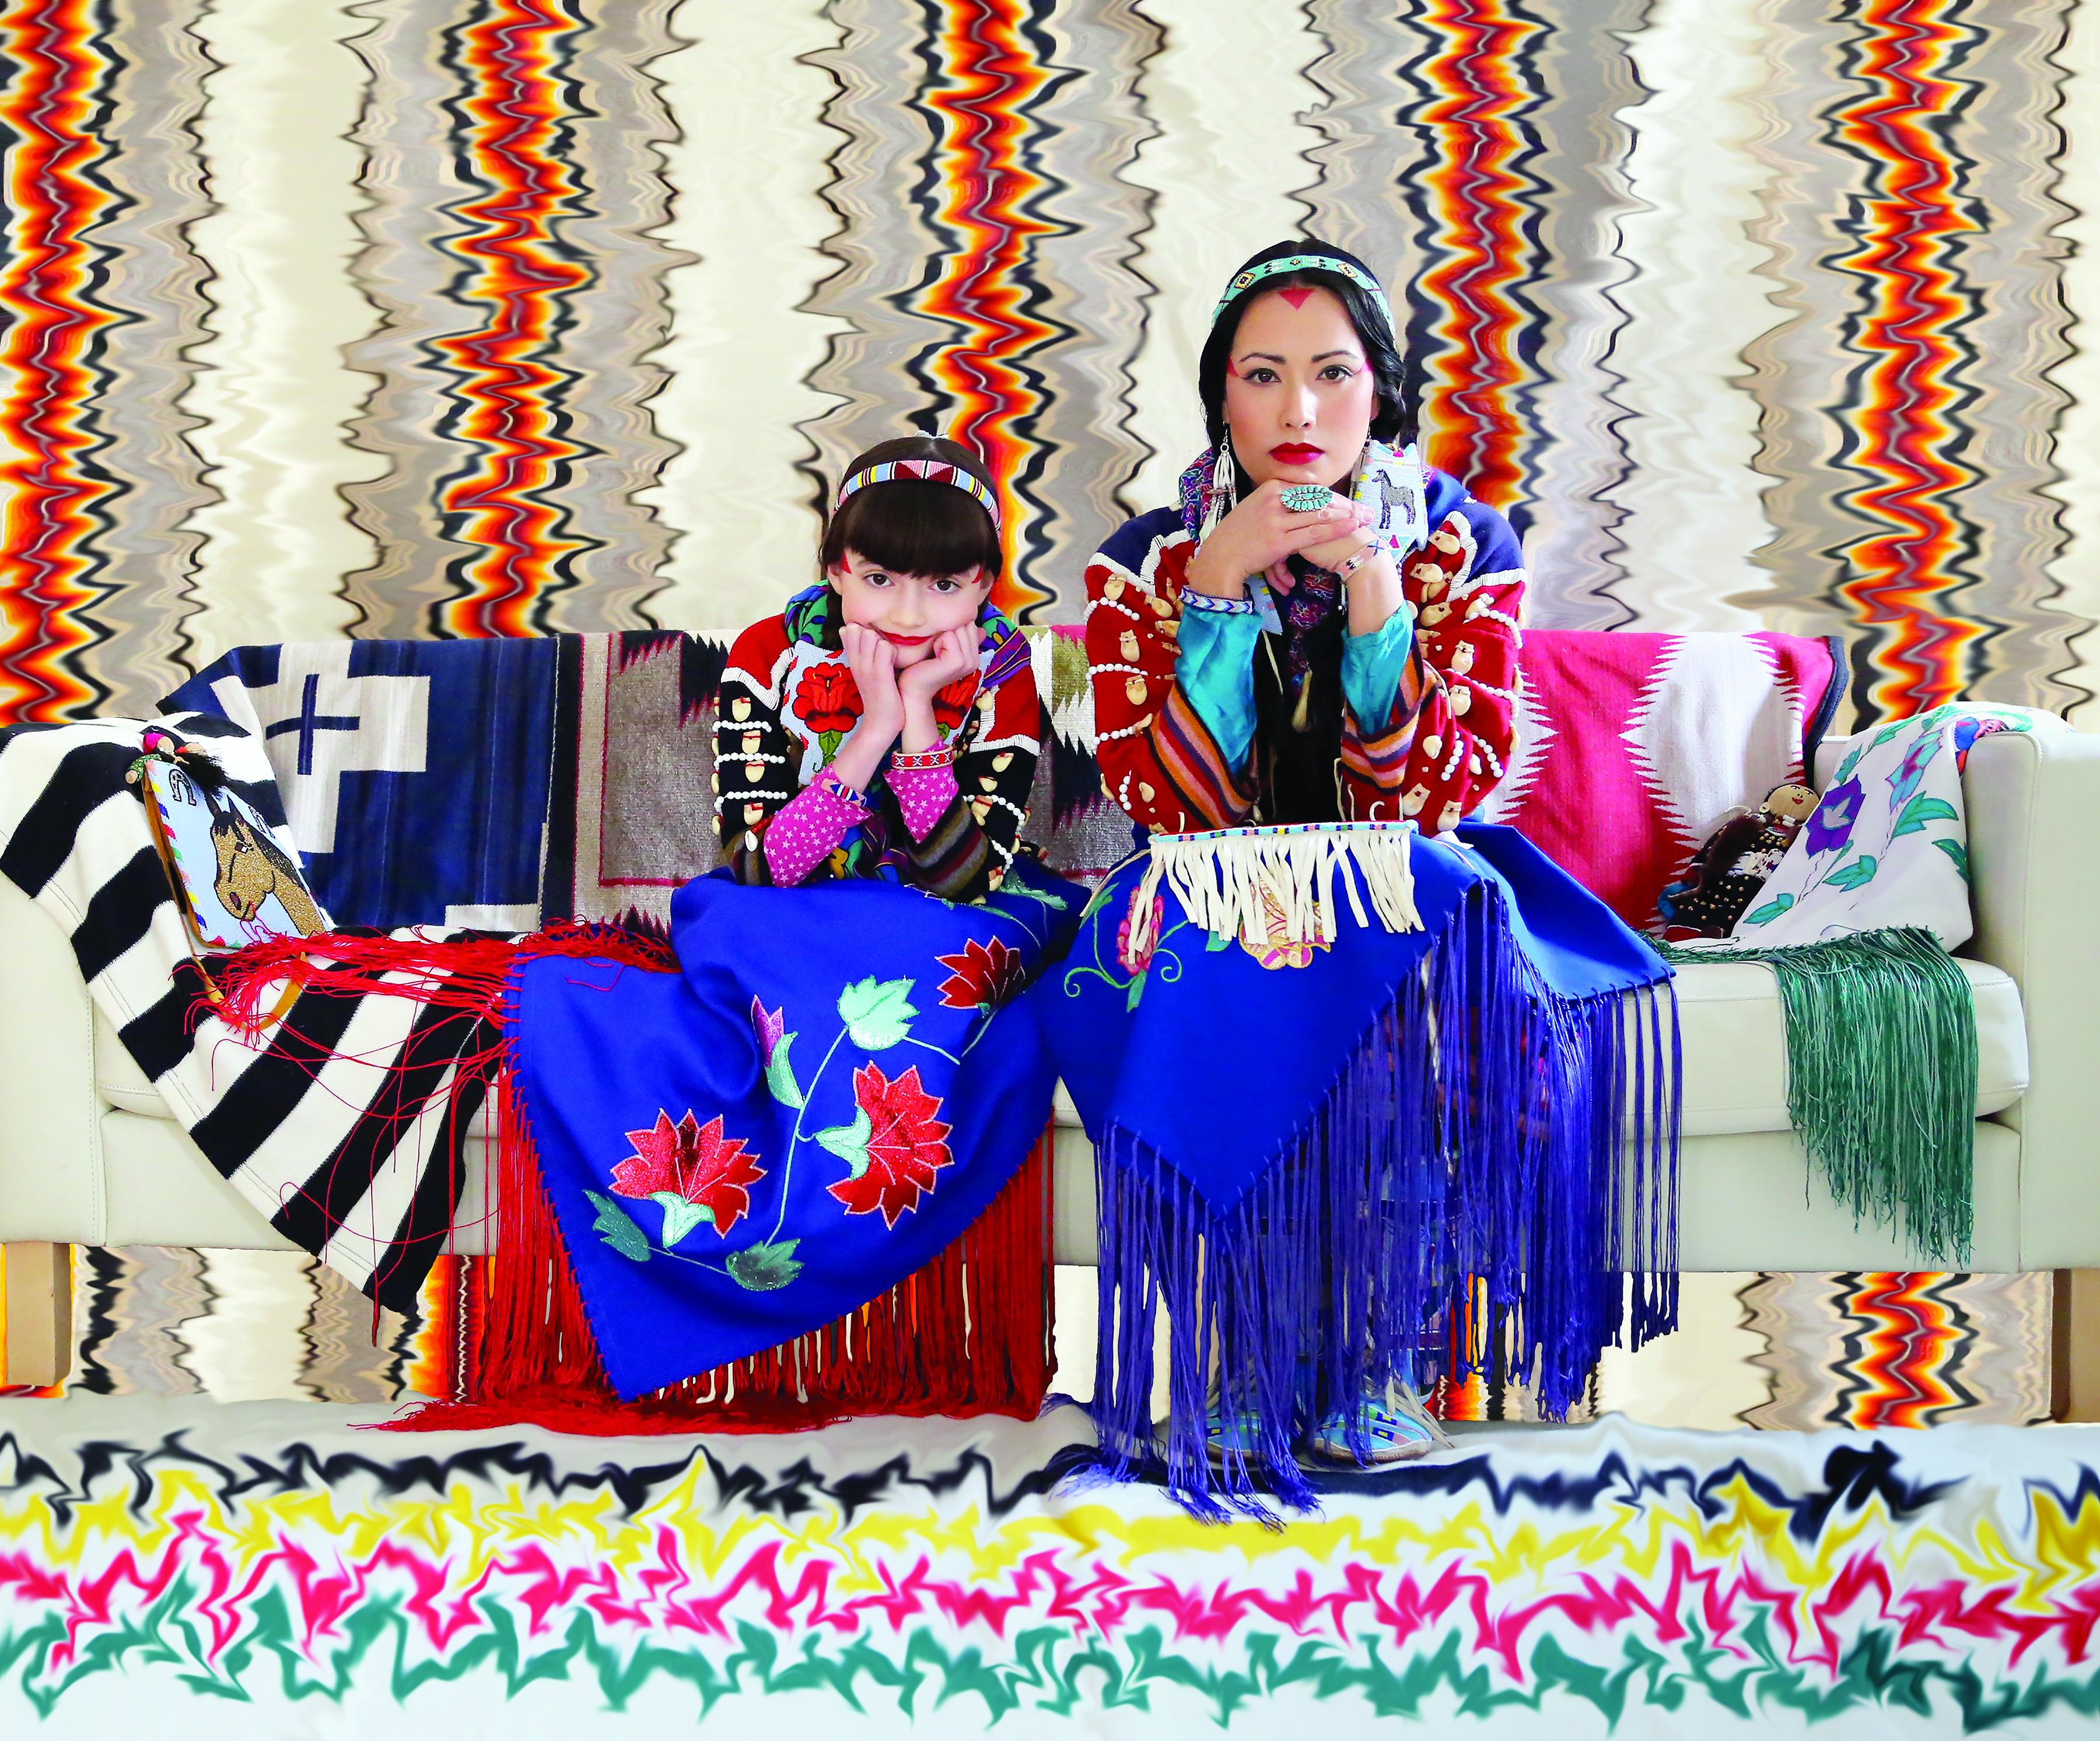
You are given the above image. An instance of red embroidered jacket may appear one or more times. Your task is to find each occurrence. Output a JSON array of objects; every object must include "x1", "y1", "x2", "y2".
[{"x1": 1084, "y1": 472, "x2": 1524, "y2": 834}]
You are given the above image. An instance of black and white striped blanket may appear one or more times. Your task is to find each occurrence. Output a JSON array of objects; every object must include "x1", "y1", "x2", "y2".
[{"x1": 0, "y1": 717, "x2": 494, "y2": 1310}]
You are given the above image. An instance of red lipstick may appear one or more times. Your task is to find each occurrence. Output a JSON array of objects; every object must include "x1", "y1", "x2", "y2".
[
  {"x1": 877, "y1": 629, "x2": 932, "y2": 647},
  {"x1": 1270, "y1": 443, "x2": 1323, "y2": 465}
]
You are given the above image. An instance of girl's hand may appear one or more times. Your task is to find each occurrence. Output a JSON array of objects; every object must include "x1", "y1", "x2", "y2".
[
  {"x1": 897, "y1": 627, "x2": 978, "y2": 703},
  {"x1": 897, "y1": 627, "x2": 978, "y2": 753},
  {"x1": 1185, "y1": 479, "x2": 1363, "y2": 598},
  {"x1": 840, "y1": 623, "x2": 905, "y2": 741}
]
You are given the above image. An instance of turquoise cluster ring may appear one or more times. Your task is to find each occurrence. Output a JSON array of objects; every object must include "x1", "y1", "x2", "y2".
[{"x1": 1280, "y1": 484, "x2": 1337, "y2": 513}]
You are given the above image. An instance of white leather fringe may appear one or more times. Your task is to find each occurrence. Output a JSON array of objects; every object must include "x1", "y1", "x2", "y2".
[{"x1": 1125, "y1": 821, "x2": 1419, "y2": 957}]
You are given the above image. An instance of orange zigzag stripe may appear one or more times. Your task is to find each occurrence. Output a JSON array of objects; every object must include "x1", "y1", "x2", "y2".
[
  {"x1": 1833, "y1": 1271, "x2": 1966, "y2": 1430},
  {"x1": 433, "y1": 0, "x2": 590, "y2": 639},
  {"x1": 1830, "y1": 0, "x2": 1984, "y2": 720},
  {"x1": 1410, "y1": 0, "x2": 1541, "y2": 510},
  {"x1": 0, "y1": 0, "x2": 113, "y2": 724},
  {"x1": 919, "y1": 0, "x2": 1058, "y2": 621}
]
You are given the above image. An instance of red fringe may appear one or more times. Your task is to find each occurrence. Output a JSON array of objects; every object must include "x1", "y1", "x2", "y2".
[
  {"x1": 202, "y1": 922, "x2": 1054, "y2": 1434},
  {"x1": 381, "y1": 1067, "x2": 1056, "y2": 1435},
  {"x1": 207, "y1": 922, "x2": 675, "y2": 1038}
]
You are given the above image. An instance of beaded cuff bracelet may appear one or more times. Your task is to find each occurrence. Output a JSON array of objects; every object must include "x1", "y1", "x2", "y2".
[
  {"x1": 820, "y1": 768, "x2": 872, "y2": 808},
  {"x1": 890, "y1": 744, "x2": 955, "y2": 772},
  {"x1": 1179, "y1": 584, "x2": 1257, "y2": 615}
]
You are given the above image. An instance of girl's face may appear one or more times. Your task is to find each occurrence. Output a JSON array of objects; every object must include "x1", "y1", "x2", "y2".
[
  {"x1": 829, "y1": 550, "x2": 988, "y2": 666},
  {"x1": 1222, "y1": 286, "x2": 1376, "y2": 492}
]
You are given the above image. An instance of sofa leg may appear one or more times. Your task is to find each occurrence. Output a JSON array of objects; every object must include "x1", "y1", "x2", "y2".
[
  {"x1": 1, "y1": 1243, "x2": 72, "y2": 1390},
  {"x1": 2053, "y1": 1270, "x2": 2100, "y2": 1421}
]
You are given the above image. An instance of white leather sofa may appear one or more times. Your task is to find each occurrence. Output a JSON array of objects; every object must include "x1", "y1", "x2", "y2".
[{"x1": 4, "y1": 714, "x2": 2098, "y2": 1383}]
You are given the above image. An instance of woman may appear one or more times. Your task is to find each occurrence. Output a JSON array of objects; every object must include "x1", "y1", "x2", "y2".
[
  {"x1": 1044, "y1": 243, "x2": 1676, "y2": 1516},
  {"x1": 1085, "y1": 243, "x2": 1521, "y2": 839}
]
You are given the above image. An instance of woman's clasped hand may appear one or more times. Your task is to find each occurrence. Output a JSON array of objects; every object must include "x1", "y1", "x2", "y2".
[{"x1": 1184, "y1": 478, "x2": 1371, "y2": 600}]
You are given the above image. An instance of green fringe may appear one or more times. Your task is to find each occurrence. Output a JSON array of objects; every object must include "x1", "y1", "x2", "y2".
[{"x1": 1661, "y1": 927, "x2": 1975, "y2": 1264}]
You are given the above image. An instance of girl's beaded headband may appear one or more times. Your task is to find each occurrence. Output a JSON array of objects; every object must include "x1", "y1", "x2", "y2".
[
  {"x1": 835, "y1": 457, "x2": 1001, "y2": 529},
  {"x1": 1213, "y1": 253, "x2": 1394, "y2": 331}
]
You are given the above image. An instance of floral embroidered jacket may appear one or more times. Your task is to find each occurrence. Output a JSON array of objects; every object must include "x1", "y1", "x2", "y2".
[
  {"x1": 1083, "y1": 466, "x2": 1525, "y2": 834},
  {"x1": 714, "y1": 586, "x2": 1041, "y2": 902}
]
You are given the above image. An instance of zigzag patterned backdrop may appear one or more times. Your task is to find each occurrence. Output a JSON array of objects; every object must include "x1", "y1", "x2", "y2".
[{"x1": 0, "y1": 0, "x2": 2096, "y2": 730}]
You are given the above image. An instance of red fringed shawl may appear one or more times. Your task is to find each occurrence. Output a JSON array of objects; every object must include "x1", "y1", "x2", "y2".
[{"x1": 212, "y1": 927, "x2": 1056, "y2": 1434}]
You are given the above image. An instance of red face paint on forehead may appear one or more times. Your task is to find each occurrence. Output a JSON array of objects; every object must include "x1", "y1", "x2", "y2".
[{"x1": 1277, "y1": 287, "x2": 1317, "y2": 310}]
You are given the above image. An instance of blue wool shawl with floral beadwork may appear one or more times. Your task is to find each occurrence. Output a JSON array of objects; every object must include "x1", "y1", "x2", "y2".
[
  {"x1": 510, "y1": 859, "x2": 1077, "y2": 1397},
  {"x1": 1035, "y1": 820, "x2": 1678, "y2": 1518}
]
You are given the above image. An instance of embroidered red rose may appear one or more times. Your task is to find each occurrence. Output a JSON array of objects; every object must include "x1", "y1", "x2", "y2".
[
  {"x1": 611, "y1": 1110, "x2": 764, "y2": 1238},
  {"x1": 827, "y1": 1062, "x2": 953, "y2": 1227},
  {"x1": 935, "y1": 936, "x2": 1026, "y2": 1010},
  {"x1": 793, "y1": 662, "x2": 863, "y2": 737},
  {"x1": 931, "y1": 675, "x2": 979, "y2": 734}
]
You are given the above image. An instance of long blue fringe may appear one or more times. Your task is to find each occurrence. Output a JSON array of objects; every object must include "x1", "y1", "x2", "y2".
[{"x1": 1092, "y1": 881, "x2": 1681, "y2": 1522}]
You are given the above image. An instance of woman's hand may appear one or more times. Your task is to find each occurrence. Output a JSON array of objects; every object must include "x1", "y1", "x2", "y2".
[
  {"x1": 897, "y1": 627, "x2": 978, "y2": 753},
  {"x1": 1185, "y1": 478, "x2": 1364, "y2": 599}
]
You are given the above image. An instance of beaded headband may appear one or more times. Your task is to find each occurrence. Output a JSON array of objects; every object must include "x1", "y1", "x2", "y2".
[
  {"x1": 834, "y1": 457, "x2": 1001, "y2": 529},
  {"x1": 1213, "y1": 252, "x2": 1394, "y2": 331}
]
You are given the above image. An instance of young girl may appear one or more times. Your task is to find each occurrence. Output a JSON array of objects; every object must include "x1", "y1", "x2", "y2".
[{"x1": 714, "y1": 435, "x2": 1040, "y2": 901}]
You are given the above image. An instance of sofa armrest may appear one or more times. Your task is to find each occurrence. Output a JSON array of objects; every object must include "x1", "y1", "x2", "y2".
[
  {"x1": 0, "y1": 873, "x2": 104, "y2": 1243},
  {"x1": 1959, "y1": 720, "x2": 2100, "y2": 1268}
]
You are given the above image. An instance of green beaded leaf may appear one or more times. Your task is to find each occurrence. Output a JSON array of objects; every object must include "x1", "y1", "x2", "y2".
[
  {"x1": 817, "y1": 1105, "x2": 873, "y2": 1178},
  {"x1": 649, "y1": 1192, "x2": 713, "y2": 1248},
  {"x1": 763, "y1": 1030, "x2": 805, "y2": 1109},
  {"x1": 838, "y1": 977, "x2": 916, "y2": 1050},
  {"x1": 728, "y1": 1239, "x2": 803, "y2": 1292},
  {"x1": 583, "y1": 1190, "x2": 650, "y2": 1263}
]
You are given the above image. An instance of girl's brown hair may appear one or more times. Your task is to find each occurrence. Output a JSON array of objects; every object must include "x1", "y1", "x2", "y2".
[{"x1": 820, "y1": 435, "x2": 1002, "y2": 582}]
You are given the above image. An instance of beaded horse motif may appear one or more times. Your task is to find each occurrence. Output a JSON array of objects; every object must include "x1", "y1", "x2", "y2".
[{"x1": 210, "y1": 802, "x2": 323, "y2": 936}]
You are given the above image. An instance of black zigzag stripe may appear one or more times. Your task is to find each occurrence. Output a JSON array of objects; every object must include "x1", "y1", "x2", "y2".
[
  {"x1": 373, "y1": 1069, "x2": 492, "y2": 1313},
  {"x1": 184, "y1": 979, "x2": 368, "y2": 1177},
  {"x1": 0, "y1": 741, "x2": 135, "y2": 898},
  {"x1": 70, "y1": 847, "x2": 176, "y2": 983},
  {"x1": 117, "y1": 979, "x2": 197, "y2": 1083},
  {"x1": 269, "y1": 997, "x2": 491, "y2": 1259}
]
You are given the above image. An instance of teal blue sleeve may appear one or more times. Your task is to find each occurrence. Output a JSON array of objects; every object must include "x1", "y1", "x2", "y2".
[
  {"x1": 1341, "y1": 605, "x2": 1417, "y2": 734},
  {"x1": 1174, "y1": 606, "x2": 1262, "y2": 773}
]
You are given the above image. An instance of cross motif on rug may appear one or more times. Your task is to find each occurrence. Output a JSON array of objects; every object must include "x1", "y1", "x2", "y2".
[
  {"x1": 209, "y1": 644, "x2": 429, "y2": 856},
  {"x1": 264, "y1": 674, "x2": 361, "y2": 776}
]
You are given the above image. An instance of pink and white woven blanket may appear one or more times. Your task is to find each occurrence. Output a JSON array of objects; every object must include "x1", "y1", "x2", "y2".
[{"x1": 1478, "y1": 629, "x2": 1844, "y2": 931}]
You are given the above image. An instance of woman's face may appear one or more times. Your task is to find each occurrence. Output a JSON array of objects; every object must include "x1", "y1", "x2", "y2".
[
  {"x1": 829, "y1": 549, "x2": 986, "y2": 666},
  {"x1": 1221, "y1": 286, "x2": 1376, "y2": 492}
]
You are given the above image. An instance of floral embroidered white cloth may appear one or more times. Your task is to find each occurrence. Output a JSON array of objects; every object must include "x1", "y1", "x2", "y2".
[{"x1": 1684, "y1": 702, "x2": 2052, "y2": 952}]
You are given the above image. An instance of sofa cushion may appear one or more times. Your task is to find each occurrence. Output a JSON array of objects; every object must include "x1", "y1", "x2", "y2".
[{"x1": 1673, "y1": 957, "x2": 2025, "y2": 1136}]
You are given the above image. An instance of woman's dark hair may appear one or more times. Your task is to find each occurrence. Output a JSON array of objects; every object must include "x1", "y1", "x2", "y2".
[
  {"x1": 1197, "y1": 239, "x2": 1414, "y2": 454},
  {"x1": 820, "y1": 435, "x2": 1002, "y2": 582}
]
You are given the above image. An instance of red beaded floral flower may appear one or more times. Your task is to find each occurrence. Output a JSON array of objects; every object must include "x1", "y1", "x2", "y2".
[
  {"x1": 931, "y1": 674, "x2": 979, "y2": 734},
  {"x1": 827, "y1": 1063, "x2": 953, "y2": 1227},
  {"x1": 610, "y1": 1110, "x2": 764, "y2": 1238},
  {"x1": 793, "y1": 661, "x2": 863, "y2": 737},
  {"x1": 934, "y1": 936, "x2": 1026, "y2": 1010}
]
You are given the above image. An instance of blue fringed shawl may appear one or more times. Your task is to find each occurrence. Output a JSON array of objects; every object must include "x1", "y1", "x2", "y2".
[{"x1": 1037, "y1": 821, "x2": 1679, "y2": 1519}]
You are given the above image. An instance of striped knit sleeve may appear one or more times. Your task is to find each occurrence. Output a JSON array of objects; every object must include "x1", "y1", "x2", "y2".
[{"x1": 1086, "y1": 517, "x2": 1256, "y2": 835}]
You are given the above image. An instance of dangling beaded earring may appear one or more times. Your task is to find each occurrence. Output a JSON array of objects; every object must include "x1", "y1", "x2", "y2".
[{"x1": 1200, "y1": 439, "x2": 1237, "y2": 543}]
